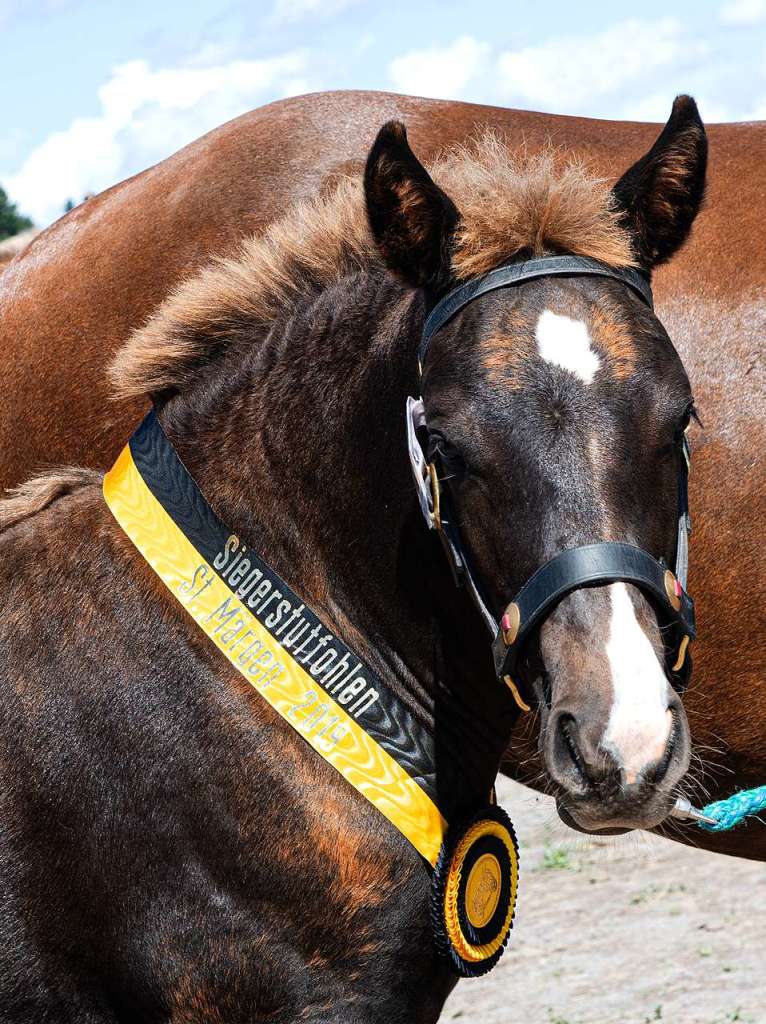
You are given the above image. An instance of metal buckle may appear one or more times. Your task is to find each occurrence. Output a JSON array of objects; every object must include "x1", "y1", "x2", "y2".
[
  {"x1": 406, "y1": 397, "x2": 441, "y2": 530},
  {"x1": 427, "y1": 462, "x2": 442, "y2": 531}
]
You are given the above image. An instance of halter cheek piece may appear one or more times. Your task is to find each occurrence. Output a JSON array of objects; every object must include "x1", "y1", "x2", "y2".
[{"x1": 407, "y1": 255, "x2": 696, "y2": 711}]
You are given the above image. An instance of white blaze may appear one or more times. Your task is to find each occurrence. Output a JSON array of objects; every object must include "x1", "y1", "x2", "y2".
[
  {"x1": 535, "y1": 309, "x2": 600, "y2": 384},
  {"x1": 603, "y1": 583, "x2": 672, "y2": 781}
]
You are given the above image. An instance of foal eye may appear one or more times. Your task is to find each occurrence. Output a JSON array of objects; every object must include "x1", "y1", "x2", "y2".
[{"x1": 677, "y1": 401, "x2": 700, "y2": 436}]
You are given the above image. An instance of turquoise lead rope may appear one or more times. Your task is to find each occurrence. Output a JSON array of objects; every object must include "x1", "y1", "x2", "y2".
[{"x1": 698, "y1": 786, "x2": 766, "y2": 832}]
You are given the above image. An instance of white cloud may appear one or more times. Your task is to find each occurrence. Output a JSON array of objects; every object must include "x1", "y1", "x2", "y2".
[
  {"x1": 719, "y1": 0, "x2": 766, "y2": 24},
  {"x1": 388, "y1": 35, "x2": 491, "y2": 100},
  {"x1": 269, "y1": 0, "x2": 359, "y2": 25},
  {"x1": 386, "y1": 20, "x2": 715, "y2": 120},
  {"x1": 2, "y1": 53, "x2": 310, "y2": 225},
  {"x1": 496, "y1": 18, "x2": 706, "y2": 113}
]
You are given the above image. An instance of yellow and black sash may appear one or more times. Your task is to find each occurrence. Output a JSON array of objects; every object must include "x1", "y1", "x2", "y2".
[{"x1": 103, "y1": 412, "x2": 518, "y2": 976}]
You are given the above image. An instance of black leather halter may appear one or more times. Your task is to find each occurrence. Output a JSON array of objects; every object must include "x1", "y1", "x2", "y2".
[
  {"x1": 419, "y1": 255, "x2": 654, "y2": 369},
  {"x1": 407, "y1": 254, "x2": 695, "y2": 710}
]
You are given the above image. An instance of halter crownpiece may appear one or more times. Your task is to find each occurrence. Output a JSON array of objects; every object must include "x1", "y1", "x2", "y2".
[
  {"x1": 419, "y1": 254, "x2": 654, "y2": 370},
  {"x1": 408, "y1": 254, "x2": 694, "y2": 711}
]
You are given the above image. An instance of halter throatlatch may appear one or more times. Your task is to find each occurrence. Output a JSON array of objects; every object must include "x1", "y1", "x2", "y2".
[{"x1": 407, "y1": 254, "x2": 696, "y2": 713}]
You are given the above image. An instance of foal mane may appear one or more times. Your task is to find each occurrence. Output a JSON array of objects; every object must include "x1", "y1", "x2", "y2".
[
  {"x1": 109, "y1": 132, "x2": 636, "y2": 401},
  {"x1": 0, "y1": 468, "x2": 101, "y2": 533}
]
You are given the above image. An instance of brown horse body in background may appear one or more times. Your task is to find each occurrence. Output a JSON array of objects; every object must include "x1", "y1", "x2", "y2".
[{"x1": 1, "y1": 91, "x2": 764, "y2": 860}]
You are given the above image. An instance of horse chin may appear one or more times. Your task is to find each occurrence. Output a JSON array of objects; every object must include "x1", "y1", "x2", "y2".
[
  {"x1": 555, "y1": 803, "x2": 633, "y2": 837},
  {"x1": 554, "y1": 794, "x2": 675, "y2": 836}
]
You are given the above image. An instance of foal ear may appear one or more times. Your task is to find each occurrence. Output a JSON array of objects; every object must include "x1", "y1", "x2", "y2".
[
  {"x1": 364, "y1": 121, "x2": 460, "y2": 289},
  {"x1": 612, "y1": 95, "x2": 707, "y2": 269}
]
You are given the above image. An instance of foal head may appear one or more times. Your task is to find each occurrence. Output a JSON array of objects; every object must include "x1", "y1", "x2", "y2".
[{"x1": 364, "y1": 97, "x2": 706, "y2": 833}]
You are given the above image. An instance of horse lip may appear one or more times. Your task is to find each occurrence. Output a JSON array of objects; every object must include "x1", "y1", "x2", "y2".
[{"x1": 556, "y1": 803, "x2": 634, "y2": 837}]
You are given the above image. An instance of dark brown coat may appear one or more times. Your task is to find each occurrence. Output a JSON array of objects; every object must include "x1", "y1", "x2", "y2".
[{"x1": 1, "y1": 92, "x2": 763, "y2": 860}]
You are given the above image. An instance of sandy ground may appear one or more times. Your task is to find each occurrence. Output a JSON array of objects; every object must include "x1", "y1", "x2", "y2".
[{"x1": 443, "y1": 778, "x2": 766, "y2": 1024}]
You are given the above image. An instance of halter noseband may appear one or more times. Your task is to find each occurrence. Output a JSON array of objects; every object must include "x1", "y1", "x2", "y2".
[{"x1": 407, "y1": 254, "x2": 695, "y2": 711}]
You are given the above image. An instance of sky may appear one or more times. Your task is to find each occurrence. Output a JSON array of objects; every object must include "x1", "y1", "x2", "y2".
[{"x1": 2, "y1": 0, "x2": 765, "y2": 225}]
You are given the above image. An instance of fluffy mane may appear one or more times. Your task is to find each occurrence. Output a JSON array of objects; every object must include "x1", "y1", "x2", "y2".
[
  {"x1": 109, "y1": 133, "x2": 636, "y2": 400},
  {"x1": 0, "y1": 468, "x2": 100, "y2": 533}
]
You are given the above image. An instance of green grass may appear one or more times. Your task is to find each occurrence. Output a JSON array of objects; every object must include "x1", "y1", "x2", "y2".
[
  {"x1": 546, "y1": 1012, "x2": 573, "y2": 1024},
  {"x1": 541, "y1": 842, "x2": 573, "y2": 871},
  {"x1": 630, "y1": 882, "x2": 687, "y2": 905},
  {"x1": 710, "y1": 1010, "x2": 752, "y2": 1024}
]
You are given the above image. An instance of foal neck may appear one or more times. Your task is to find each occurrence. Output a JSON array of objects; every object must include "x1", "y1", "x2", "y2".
[{"x1": 159, "y1": 270, "x2": 518, "y2": 810}]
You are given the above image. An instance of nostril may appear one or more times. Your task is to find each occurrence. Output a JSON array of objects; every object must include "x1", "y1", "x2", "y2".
[
  {"x1": 557, "y1": 714, "x2": 588, "y2": 784},
  {"x1": 553, "y1": 712, "x2": 624, "y2": 792}
]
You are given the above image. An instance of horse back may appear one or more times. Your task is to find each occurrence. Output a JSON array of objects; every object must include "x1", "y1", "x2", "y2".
[{"x1": 1, "y1": 91, "x2": 762, "y2": 490}]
